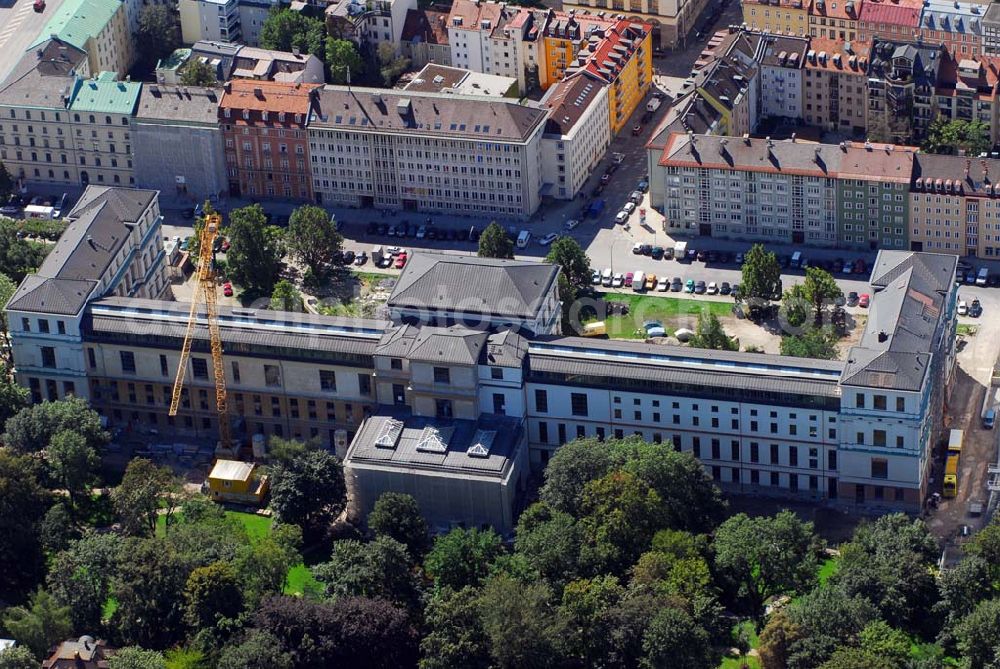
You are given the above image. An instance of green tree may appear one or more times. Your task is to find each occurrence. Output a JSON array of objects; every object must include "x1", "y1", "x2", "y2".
[
  {"x1": 1, "y1": 589, "x2": 72, "y2": 659},
  {"x1": 39, "y1": 502, "x2": 79, "y2": 554},
  {"x1": 111, "y1": 537, "x2": 189, "y2": 649},
  {"x1": 368, "y1": 492, "x2": 431, "y2": 559},
  {"x1": 286, "y1": 205, "x2": 343, "y2": 281},
  {"x1": 0, "y1": 219, "x2": 48, "y2": 281},
  {"x1": 780, "y1": 328, "x2": 838, "y2": 359},
  {"x1": 539, "y1": 436, "x2": 621, "y2": 515},
  {"x1": 577, "y1": 470, "x2": 663, "y2": 575},
  {"x1": 558, "y1": 575, "x2": 626, "y2": 666},
  {"x1": 47, "y1": 429, "x2": 99, "y2": 511},
  {"x1": 0, "y1": 368, "x2": 27, "y2": 430},
  {"x1": 217, "y1": 631, "x2": 293, "y2": 669},
  {"x1": 325, "y1": 39, "x2": 365, "y2": 84},
  {"x1": 476, "y1": 574, "x2": 567, "y2": 669},
  {"x1": 312, "y1": 536, "x2": 419, "y2": 608},
  {"x1": 802, "y1": 266, "x2": 843, "y2": 324},
  {"x1": 781, "y1": 283, "x2": 809, "y2": 328},
  {"x1": 713, "y1": 511, "x2": 822, "y2": 620},
  {"x1": 377, "y1": 42, "x2": 410, "y2": 86},
  {"x1": 937, "y1": 555, "x2": 995, "y2": 635},
  {"x1": 515, "y1": 503, "x2": 581, "y2": 586},
  {"x1": 818, "y1": 648, "x2": 896, "y2": 669},
  {"x1": 2, "y1": 397, "x2": 108, "y2": 454},
  {"x1": 224, "y1": 204, "x2": 284, "y2": 294},
  {"x1": 923, "y1": 116, "x2": 991, "y2": 156},
  {"x1": 784, "y1": 587, "x2": 877, "y2": 669},
  {"x1": 107, "y1": 647, "x2": 167, "y2": 669},
  {"x1": 858, "y1": 620, "x2": 909, "y2": 664},
  {"x1": 688, "y1": 312, "x2": 738, "y2": 351},
  {"x1": 545, "y1": 237, "x2": 591, "y2": 296},
  {"x1": 184, "y1": 562, "x2": 244, "y2": 630},
  {"x1": 136, "y1": 6, "x2": 180, "y2": 67},
  {"x1": 641, "y1": 605, "x2": 716, "y2": 669},
  {"x1": 47, "y1": 531, "x2": 121, "y2": 631},
  {"x1": 0, "y1": 162, "x2": 13, "y2": 201},
  {"x1": 478, "y1": 221, "x2": 515, "y2": 259},
  {"x1": 112, "y1": 458, "x2": 179, "y2": 536},
  {"x1": 419, "y1": 586, "x2": 492, "y2": 669},
  {"x1": 268, "y1": 449, "x2": 346, "y2": 537},
  {"x1": 0, "y1": 273, "x2": 19, "y2": 362},
  {"x1": 425, "y1": 527, "x2": 504, "y2": 591},
  {"x1": 260, "y1": 8, "x2": 326, "y2": 57},
  {"x1": 266, "y1": 436, "x2": 317, "y2": 464},
  {"x1": 956, "y1": 597, "x2": 1000, "y2": 669},
  {"x1": 0, "y1": 646, "x2": 36, "y2": 669},
  {"x1": 180, "y1": 58, "x2": 217, "y2": 86},
  {"x1": 0, "y1": 451, "x2": 49, "y2": 600},
  {"x1": 740, "y1": 243, "x2": 781, "y2": 318},
  {"x1": 758, "y1": 609, "x2": 801, "y2": 669},
  {"x1": 270, "y1": 279, "x2": 304, "y2": 312},
  {"x1": 966, "y1": 520, "x2": 1000, "y2": 583}
]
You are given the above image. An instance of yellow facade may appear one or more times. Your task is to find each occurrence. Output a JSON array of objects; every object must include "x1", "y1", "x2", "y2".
[
  {"x1": 207, "y1": 460, "x2": 269, "y2": 506},
  {"x1": 541, "y1": 37, "x2": 576, "y2": 90},
  {"x1": 743, "y1": 0, "x2": 811, "y2": 36},
  {"x1": 607, "y1": 29, "x2": 654, "y2": 134}
]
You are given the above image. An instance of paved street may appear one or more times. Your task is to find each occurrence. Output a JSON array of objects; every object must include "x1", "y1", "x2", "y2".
[{"x1": 0, "y1": 0, "x2": 66, "y2": 84}]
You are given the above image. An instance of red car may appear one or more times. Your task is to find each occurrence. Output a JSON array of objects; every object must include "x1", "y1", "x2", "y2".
[
  {"x1": 858, "y1": 293, "x2": 870, "y2": 308},
  {"x1": 394, "y1": 253, "x2": 408, "y2": 269},
  {"x1": 222, "y1": 282, "x2": 233, "y2": 297},
  {"x1": 624, "y1": 272, "x2": 634, "y2": 287},
  {"x1": 33, "y1": 0, "x2": 45, "y2": 11}
]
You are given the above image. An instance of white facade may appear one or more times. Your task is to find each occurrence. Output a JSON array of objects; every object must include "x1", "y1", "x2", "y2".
[
  {"x1": 540, "y1": 79, "x2": 611, "y2": 199},
  {"x1": 760, "y1": 62, "x2": 804, "y2": 120},
  {"x1": 179, "y1": 0, "x2": 279, "y2": 45}
]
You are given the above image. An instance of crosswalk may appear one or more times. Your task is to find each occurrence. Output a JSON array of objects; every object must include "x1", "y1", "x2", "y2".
[{"x1": 0, "y1": 1, "x2": 37, "y2": 52}]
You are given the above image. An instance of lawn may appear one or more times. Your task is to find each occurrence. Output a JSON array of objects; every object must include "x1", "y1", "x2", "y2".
[
  {"x1": 718, "y1": 620, "x2": 761, "y2": 669},
  {"x1": 596, "y1": 291, "x2": 734, "y2": 339},
  {"x1": 957, "y1": 324, "x2": 978, "y2": 337},
  {"x1": 817, "y1": 557, "x2": 839, "y2": 586},
  {"x1": 284, "y1": 563, "x2": 322, "y2": 597}
]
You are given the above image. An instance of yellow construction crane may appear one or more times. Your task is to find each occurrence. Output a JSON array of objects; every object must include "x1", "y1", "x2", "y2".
[{"x1": 169, "y1": 213, "x2": 230, "y2": 449}]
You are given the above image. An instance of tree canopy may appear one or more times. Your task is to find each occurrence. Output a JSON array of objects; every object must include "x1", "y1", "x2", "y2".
[
  {"x1": 923, "y1": 117, "x2": 991, "y2": 157},
  {"x1": 260, "y1": 8, "x2": 326, "y2": 58},
  {"x1": 286, "y1": 205, "x2": 343, "y2": 282},
  {"x1": 478, "y1": 222, "x2": 514, "y2": 259},
  {"x1": 180, "y1": 59, "x2": 217, "y2": 86},
  {"x1": 326, "y1": 39, "x2": 365, "y2": 84},
  {"x1": 688, "y1": 312, "x2": 739, "y2": 351},
  {"x1": 135, "y1": 6, "x2": 180, "y2": 68},
  {"x1": 545, "y1": 237, "x2": 591, "y2": 296},
  {"x1": 268, "y1": 449, "x2": 346, "y2": 538},
  {"x1": 224, "y1": 204, "x2": 285, "y2": 294},
  {"x1": 780, "y1": 328, "x2": 839, "y2": 359},
  {"x1": 270, "y1": 279, "x2": 304, "y2": 313},
  {"x1": 739, "y1": 243, "x2": 781, "y2": 317}
]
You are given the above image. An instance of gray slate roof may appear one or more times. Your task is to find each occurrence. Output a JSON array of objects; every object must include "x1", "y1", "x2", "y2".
[
  {"x1": 0, "y1": 37, "x2": 85, "y2": 109},
  {"x1": 376, "y1": 324, "x2": 489, "y2": 364},
  {"x1": 310, "y1": 85, "x2": 547, "y2": 142},
  {"x1": 135, "y1": 84, "x2": 222, "y2": 124},
  {"x1": 346, "y1": 410, "x2": 522, "y2": 478},
  {"x1": 6, "y1": 275, "x2": 95, "y2": 315},
  {"x1": 388, "y1": 252, "x2": 559, "y2": 320},
  {"x1": 484, "y1": 329, "x2": 528, "y2": 368},
  {"x1": 841, "y1": 251, "x2": 957, "y2": 391}
]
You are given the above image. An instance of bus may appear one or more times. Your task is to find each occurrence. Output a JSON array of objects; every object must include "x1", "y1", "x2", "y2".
[{"x1": 943, "y1": 429, "x2": 964, "y2": 498}]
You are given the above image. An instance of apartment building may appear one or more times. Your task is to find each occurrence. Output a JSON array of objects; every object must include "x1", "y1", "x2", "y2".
[
  {"x1": 809, "y1": 0, "x2": 863, "y2": 40},
  {"x1": 403, "y1": 63, "x2": 518, "y2": 97},
  {"x1": 561, "y1": 0, "x2": 709, "y2": 49},
  {"x1": 866, "y1": 39, "x2": 944, "y2": 143},
  {"x1": 918, "y1": 0, "x2": 985, "y2": 59},
  {"x1": 6, "y1": 186, "x2": 167, "y2": 403},
  {"x1": 836, "y1": 141, "x2": 914, "y2": 250},
  {"x1": 0, "y1": 52, "x2": 138, "y2": 189},
  {"x1": 179, "y1": 0, "x2": 281, "y2": 46},
  {"x1": 910, "y1": 153, "x2": 1000, "y2": 256},
  {"x1": 743, "y1": 0, "x2": 812, "y2": 35},
  {"x1": 400, "y1": 7, "x2": 453, "y2": 70},
  {"x1": 983, "y1": 3, "x2": 1000, "y2": 55},
  {"x1": 307, "y1": 86, "x2": 547, "y2": 218},
  {"x1": 569, "y1": 18, "x2": 653, "y2": 134},
  {"x1": 758, "y1": 35, "x2": 808, "y2": 121},
  {"x1": 538, "y1": 11, "x2": 615, "y2": 89},
  {"x1": 7, "y1": 193, "x2": 957, "y2": 518},
  {"x1": 27, "y1": 0, "x2": 133, "y2": 77},
  {"x1": 933, "y1": 56, "x2": 999, "y2": 143},
  {"x1": 133, "y1": 85, "x2": 228, "y2": 202},
  {"x1": 539, "y1": 73, "x2": 612, "y2": 199},
  {"x1": 325, "y1": 0, "x2": 418, "y2": 55},
  {"x1": 219, "y1": 79, "x2": 319, "y2": 200},
  {"x1": 857, "y1": 0, "x2": 921, "y2": 46},
  {"x1": 445, "y1": 0, "x2": 535, "y2": 94},
  {"x1": 802, "y1": 38, "x2": 870, "y2": 131}
]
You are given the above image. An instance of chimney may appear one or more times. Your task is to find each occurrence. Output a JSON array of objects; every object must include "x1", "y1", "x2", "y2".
[
  {"x1": 253, "y1": 87, "x2": 263, "y2": 98},
  {"x1": 877, "y1": 331, "x2": 889, "y2": 343}
]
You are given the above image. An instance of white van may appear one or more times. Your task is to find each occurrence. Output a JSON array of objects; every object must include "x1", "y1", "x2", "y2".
[
  {"x1": 633, "y1": 271, "x2": 645, "y2": 292},
  {"x1": 516, "y1": 230, "x2": 531, "y2": 248},
  {"x1": 977, "y1": 267, "x2": 989, "y2": 286},
  {"x1": 601, "y1": 268, "x2": 613, "y2": 286},
  {"x1": 23, "y1": 205, "x2": 56, "y2": 220},
  {"x1": 791, "y1": 251, "x2": 802, "y2": 268}
]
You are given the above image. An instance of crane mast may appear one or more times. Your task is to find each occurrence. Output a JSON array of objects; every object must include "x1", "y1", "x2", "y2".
[{"x1": 169, "y1": 213, "x2": 230, "y2": 449}]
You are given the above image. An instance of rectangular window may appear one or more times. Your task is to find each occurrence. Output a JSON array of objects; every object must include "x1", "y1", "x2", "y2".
[
  {"x1": 828, "y1": 450, "x2": 838, "y2": 470},
  {"x1": 41, "y1": 346, "x2": 56, "y2": 368},
  {"x1": 570, "y1": 393, "x2": 588, "y2": 417},
  {"x1": 56, "y1": 321, "x2": 65, "y2": 335},
  {"x1": 320, "y1": 370, "x2": 337, "y2": 391},
  {"x1": 392, "y1": 384, "x2": 405, "y2": 405},
  {"x1": 871, "y1": 458, "x2": 888, "y2": 479},
  {"x1": 231, "y1": 361, "x2": 241, "y2": 384},
  {"x1": 159, "y1": 354, "x2": 168, "y2": 377},
  {"x1": 534, "y1": 389, "x2": 548, "y2": 412},
  {"x1": 88, "y1": 348, "x2": 97, "y2": 369},
  {"x1": 873, "y1": 395, "x2": 886, "y2": 410},
  {"x1": 493, "y1": 393, "x2": 506, "y2": 415},
  {"x1": 264, "y1": 365, "x2": 281, "y2": 387},
  {"x1": 192, "y1": 357, "x2": 208, "y2": 378},
  {"x1": 359, "y1": 374, "x2": 371, "y2": 396},
  {"x1": 770, "y1": 443, "x2": 779, "y2": 464},
  {"x1": 873, "y1": 430, "x2": 886, "y2": 447},
  {"x1": 435, "y1": 399, "x2": 453, "y2": 418},
  {"x1": 120, "y1": 350, "x2": 136, "y2": 374},
  {"x1": 491, "y1": 368, "x2": 503, "y2": 380},
  {"x1": 38, "y1": 319, "x2": 49, "y2": 334},
  {"x1": 21, "y1": 318, "x2": 29, "y2": 332},
  {"x1": 896, "y1": 397, "x2": 905, "y2": 412},
  {"x1": 789, "y1": 446, "x2": 798, "y2": 467},
  {"x1": 433, "y1": 367, "x2": 450, "y2": 384},
  {"x1": 390, "y1": 358, "x2": 403, "y2": 370},
  {"x1": 771, "y1": 472, "x2": 780, "y2": 486},
  {"x1": 538, "y1": 421, "x2": 549, "y2": 443},
  {"x1": 559, "y1": 423, "x2": 567, "y2": 443},
  {"x1": 750, "y1": 443, "x2": 759, "y2": 463},
  {"x1": 896, "y1": 435, "x2": 904, "y2": 448},
  {"x1": 576, "y1": 425, "x2": 586, "y2": 439},
  {"x1": 731, "y1": 441, "x2": 740, "y2": 460},
  {"x1": 855, "y1": 392, "x2": 865, "y2": 408}
]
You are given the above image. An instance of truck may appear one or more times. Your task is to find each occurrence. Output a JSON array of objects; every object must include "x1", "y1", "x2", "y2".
[
  {"x1": 674, "y1": 240, "x2": 688, "y2": 261},
  {"x1": 23, "y1": 205, "x2": 56, "y2": 220},
  {"x1": 977, "y1": 267, "x2": 989, "y2": 286},
  {"x1": 646, "y1": 98, "x2": 662, "y2": 113}
]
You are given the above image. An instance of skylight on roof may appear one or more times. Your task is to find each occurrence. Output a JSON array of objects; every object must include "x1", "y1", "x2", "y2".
[
  {"x1": 374, "y1": 419, "x2": 404, "y2": 449},
  {"x1": 416, "y1": 426, "x2": 453, "y2": 453},
  {"x1": 467, "y1": 430, "x2": 496, "y2": 458}
]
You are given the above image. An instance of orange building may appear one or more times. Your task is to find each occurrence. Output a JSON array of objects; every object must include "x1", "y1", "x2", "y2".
[
  {"x1": 219, "y1": 79, "x2": 320, "y2": 201},
  {"x1": 539, "y1": 12, "x2": 616, "y2": 89}
]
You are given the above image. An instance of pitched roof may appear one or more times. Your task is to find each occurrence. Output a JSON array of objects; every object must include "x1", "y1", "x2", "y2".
[
  {"x1": 6, "y1": 275, "x2": 95, "y2": 315},
  {"x1": 219, "y1": 79, "x2": 319, "y2": 114},
  {"x1": 0, "y1": 39, "x2": 85, "y2": 109},
  {"x1": 541, "y1": 72, "x2": 607, "y2": 135},
  {"x1": 209, "y1": 459, "x2": 255, "y2": 481},
  {"x1": 27, "y1": 0, "x2": 121, "y2": 53},
  {"x1": 841, "y1": 251, "x2": 957, "y2": 391},
  {"x1": 376, "y1": 324, "x2": 490, "y2": 364},
  {"x1": 859, "y1": 0, "x2": 921, "y2": 27},
  {"x1": 401, "y1": 7, "x2": 451, "y2": 45},
  {"x1": 802, "y1": 38, "x2": 871, "y2": 73},
  {"x1": 135, "y1": 84, "x2": 222, "y2": 124},
  {"x1": 757, "y1": 34, "x2": 809, "y2": 68},
  {"x1": 838, "y1": 142, "x2": 917, "y2": 183},
  {"x1": 658, "y1": 132, "x2": 845, "y2": 177},
  {"x1": 810, "y1": 0, "x2": 862, "y2": 20},
  {"x1": 310, "y1": 86, "x2": 547, "y2": 142},
  {"x1": 68, "y1": 72, "x2": 141, "y2": 115},
  {"x1": 912, "y1": 152, "x2": 1000, "y2": 196},
  {"x1": 574, "y1": 19, "x2": 651, "y2": 85},
  {"x1": 483, "y1": 329, "x2": 528, "y2": 368},
  {"x1": 388, "y1": 252, "x2": 559, "y2": 320}
]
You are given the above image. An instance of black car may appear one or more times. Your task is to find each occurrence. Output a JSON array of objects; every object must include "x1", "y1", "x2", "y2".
[
  {"x1": 971, "y1": 298, "x2": 983, "y2": 317},
  {"x1": 719, "y1": 251, "x2": 733, "y2": 264},
  {"x1": 651, "y1": 246, "x2": 664, "y2": 260},
  {"x1": 989, "y1": 274, "x2": 1000, "y2": 288},
  {"x1": 640, "y1": 244, "x2": 652, "y2": 256},
  {"x1": 0, "y1": 203, "x2": 21, "y2": 217},
  {"x1": 847, "y1": 291, "x2": 859, "y2": 306},
  {"x1": 719, "y1": 282, "x2": 731, "y2": 295},
  {"x1": 706, "y1": 250, "x2": 719, "y2": 263},
  {"x1": 469, "y1": 226, "x2": 480, "y2": 242},
  {"x1": 670, "y1": 278, "x2": 683, "y2": 292},
  {"x1": 341, "y1": 250, "x2": 356, "y2": 264},
  {"x1": 694, "y1": 280, "x2": 707, "y2": 294}
]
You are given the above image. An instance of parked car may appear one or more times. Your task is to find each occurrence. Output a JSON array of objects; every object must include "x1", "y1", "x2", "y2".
[
  {"x1": 624, "y1": 272, "x2": 634, "y2": 287},
  {"x1": 651, "y1": 246, "x2": 664, "y2": 260},
  {"x1": 539, "y1": 232, "x2": 559, "y2": 246},
  {"x1": 719, "y1": 281, "x2": 732, "y2": 295},
  {"x1": 965, "y1": 270, "x2": 977, "y2": 284},
  {"x1": 180, "y1": 237, "x2": 191, "y2": 251},
  {"x1": 602, "y1": 269, "x2": 613, "y2": 287},
  {"x1": 685, "y1": 278, "x2": 695, "y2": 293},
  {"x1": 656, "y1": 276, "x2": 669, "y2": 292},
  {"x1": 735, "y1": 252, "x2": 744, "y2": 264},
  {"x1": 637, "y1": 180, "x2": 649, "y2": 193},
  {"x1": 639, "y1": 244, "x2": 652, "y2": 256},
  {"x1": 615, "y1": 210, "x2": 629, "y2": 224},
  {"x1": 354, "y1": 252, "x2": 367, "y2": 266},
  {"x1": 0, "y1": 203, "x2": 21, "y2": 217},
  {"x1": 33, "y1": 0, "x2": 45, "y2": 11},
  {"x1": 694, "y1": 280, "x2": 706, "y2": 294},
  {"x1": 706, "y1": 281, "x2": 718, "y2": 295},
  {"x1": 564, "y1": 219, "x2": 581, "y2": 231},
  {"x1": 629, "y1": 190, "x2": 643, "y2": 204},
  {"x1": 706, "y1": 250, "x2": 719, "y2": 263},
  {"x1": 958, "y1": 299, "x2": 969, "y2": 316},
  {"x1": 592, "y1": 270, "x2": 602, "y2": 285},
  {"x1": 670, "y1": 277, "x2": 683, "y2": 292},
  {"x1": 341, "y1": 250, "x2": 356, "y2": 264},
  {"x1": 222, "y1": 282, "x2": 233, "y2": 297},
  {"x1": 971, "y1": 298, "x2": 983, "y2": 317},
  {"x1": 696, "y1": 250, "x2": 707, "y2": 262},
  {"x1": 612, "y1": 273, "x2": 624, "y2": 288},
  {"x1": 842, "y1": 261, "x2": 854, "y2": 274},
  {"x1": 623, "y1": 202, "x2": 637, "y2": 215},
  {"x1": 847, "y1": 291, "x2": 859, "y2": 306},
  {"x1": 645, "y1": 274, "x2": 656, "y2": 291},
  {"x1": 394, "y1": 253, "x2": 408, "y2": 269},
  {"x1": 632, "y1": 242, "x2": 644, "y2": 255}
]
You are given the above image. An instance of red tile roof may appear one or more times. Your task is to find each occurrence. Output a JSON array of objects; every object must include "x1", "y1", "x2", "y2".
[
  {"x1": 859, "y1": 0, "x2": 921, "y2": 27},
  {"x1": 401, "y1": 7, "x2": 450, "y2": 45},
  {"x1": 220, "y1": 79, "x2": 319, "y2": 114}
]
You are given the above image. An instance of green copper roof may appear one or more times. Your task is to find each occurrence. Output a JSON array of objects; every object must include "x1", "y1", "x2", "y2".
[
  {"x1": 27, "y1": 0, "x2": 121, "y2": 53},
  {"x1": 68, "y1": 73, "x2": 141, "y2": 114}
]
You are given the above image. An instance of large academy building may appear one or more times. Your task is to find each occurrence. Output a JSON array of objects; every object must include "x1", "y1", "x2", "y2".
[{"x1": 7, "y1": 188, "x2": 957, "y2": 530}]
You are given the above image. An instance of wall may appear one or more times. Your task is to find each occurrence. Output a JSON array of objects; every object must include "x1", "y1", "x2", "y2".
[{"x1": 133, "y1": 120, "x2": 228, "y2": 201}]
